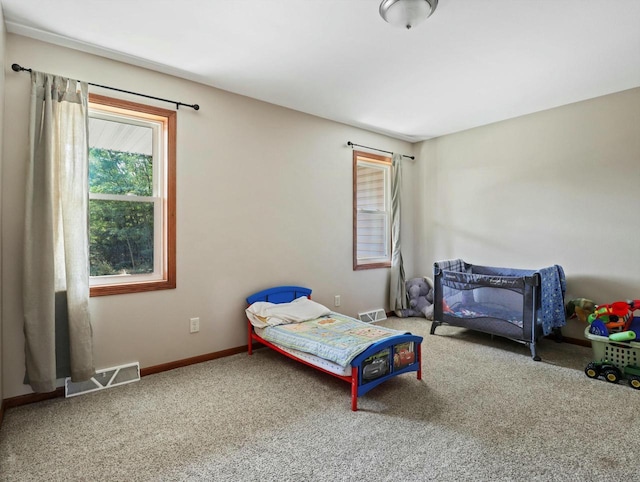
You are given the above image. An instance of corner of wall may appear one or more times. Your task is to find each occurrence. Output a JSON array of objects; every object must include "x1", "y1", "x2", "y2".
[
  {"x1": 1, "y1": 5, "x2": 7, "y2": 407},
  {"x1": 411, "y1": 138, "x2": 438, "y2": 275}
]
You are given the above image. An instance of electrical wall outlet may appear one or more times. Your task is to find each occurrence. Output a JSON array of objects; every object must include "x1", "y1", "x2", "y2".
[
  {"x1": 190, "y1": 317, "x2": 200, "y2": 333},
  {"x1": 334, "y1": 295, "x2": 341, "y2": 307}
]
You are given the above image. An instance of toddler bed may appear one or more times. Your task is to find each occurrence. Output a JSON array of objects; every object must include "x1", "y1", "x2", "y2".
[
  {"x1": 246, "y1": 286, "x2": 423, "y2": 411},
  {"x1": 431, "y1": 259, "x2": 566, "y2": 360}
]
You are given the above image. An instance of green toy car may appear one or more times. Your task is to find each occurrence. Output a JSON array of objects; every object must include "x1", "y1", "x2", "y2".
[{"x1": 585, "y1": 361, "x2": 640, "y2": 389}]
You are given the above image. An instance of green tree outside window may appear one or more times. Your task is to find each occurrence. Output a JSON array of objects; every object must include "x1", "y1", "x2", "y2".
[{"x1": 89, "y1": 148, "x2": 154, "y2": 276}]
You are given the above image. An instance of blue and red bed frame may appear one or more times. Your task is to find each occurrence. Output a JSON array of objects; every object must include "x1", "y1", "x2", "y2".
[{"x1": 246, "y1": 286, "x2": 423, "y2": 411}]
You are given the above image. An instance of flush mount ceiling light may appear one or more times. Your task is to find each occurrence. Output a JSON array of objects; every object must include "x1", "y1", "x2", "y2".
[{"x1": 379, "y1": 0, "x2": 438, "y2": 30}]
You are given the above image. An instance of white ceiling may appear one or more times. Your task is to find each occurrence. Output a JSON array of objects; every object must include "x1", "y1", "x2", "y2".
[{"x1": 3, "y1": 0, "x2": 640, "y2": 142}]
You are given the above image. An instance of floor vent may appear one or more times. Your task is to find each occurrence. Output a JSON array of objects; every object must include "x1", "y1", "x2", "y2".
[
  {"x1": 358, "y1": 309, "x2": 387, "y2": 323},
  {"x1": 65, "y1": 362, "x2": 140, "y2": 398}
]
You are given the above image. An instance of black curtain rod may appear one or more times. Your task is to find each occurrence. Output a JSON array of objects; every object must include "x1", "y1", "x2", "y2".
[
  {"x1": 347, "y1": 141, "x2": 414, "y2": 160},
  {"x1": 11, "y1": 63, "x2": 200, "y2": 111}
]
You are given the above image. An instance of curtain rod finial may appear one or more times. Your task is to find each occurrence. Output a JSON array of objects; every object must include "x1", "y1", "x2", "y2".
[{"x1": 11, "y1": 63, "x2": 31, "y2": 73}]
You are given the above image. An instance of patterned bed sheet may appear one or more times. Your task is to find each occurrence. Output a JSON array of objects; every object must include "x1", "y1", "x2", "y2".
[{"x1": 257, "y1": 312, "x2": 407, "y2": 367}]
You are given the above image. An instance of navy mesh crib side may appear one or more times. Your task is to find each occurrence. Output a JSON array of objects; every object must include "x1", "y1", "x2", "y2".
[{"x1": 432, "y1": 259, "x2": 543, "y2": 360}]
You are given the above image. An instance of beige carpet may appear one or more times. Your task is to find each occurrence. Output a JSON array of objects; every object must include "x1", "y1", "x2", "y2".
[{"x1": 1, "y1": 317, "x2": 637, "y2": 481}]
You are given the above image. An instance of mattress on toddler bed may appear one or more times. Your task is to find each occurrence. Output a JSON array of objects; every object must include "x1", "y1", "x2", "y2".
[
  {"x1": 252, "y1": 311, "x2": 407, "y2": 367},
  {"x1": 254, "y1": 327, "x2": 352, "y2": 376}
]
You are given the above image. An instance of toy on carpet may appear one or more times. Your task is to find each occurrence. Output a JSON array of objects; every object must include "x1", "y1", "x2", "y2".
[{"x1": 395, "y1": 277, "x2": 434, "y2": 320}]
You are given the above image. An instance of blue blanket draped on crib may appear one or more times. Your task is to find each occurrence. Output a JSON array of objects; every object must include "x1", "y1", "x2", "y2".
[{"x1": 538, "y1": 265, "x2": 566, "y2": 336}]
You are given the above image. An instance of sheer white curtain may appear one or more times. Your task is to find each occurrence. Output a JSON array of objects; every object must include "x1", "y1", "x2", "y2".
[
  {"x1": 23, "y1": 71, "x2": 95, "y2": 393},
  {"x1": 389, "y1": 153, "x2": 407, "y2": 313}
]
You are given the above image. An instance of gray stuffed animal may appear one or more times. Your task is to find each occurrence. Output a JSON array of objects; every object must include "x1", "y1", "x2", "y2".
[{"x1": 396, "y1": 277, "x2": 434, "y2": 320}]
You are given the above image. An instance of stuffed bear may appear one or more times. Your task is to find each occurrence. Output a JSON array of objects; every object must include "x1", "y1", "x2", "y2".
[{"x1": 396, "y1": 277, "x2": 434, "y2": 320}]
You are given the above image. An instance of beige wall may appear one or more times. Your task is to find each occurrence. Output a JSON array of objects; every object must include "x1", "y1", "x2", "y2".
[
  {"x1": 414, "y1": 87, "x2": 640, "y2": 339},
  {"x1": 1, "y1": 34, "x2": 416, "y2": 398},
  {"x1": 4, "y1": 33, "x2": 637, "y2": 400},
  {"x1": 0, "y1": 7, "x2": 6, "y2": 404}
]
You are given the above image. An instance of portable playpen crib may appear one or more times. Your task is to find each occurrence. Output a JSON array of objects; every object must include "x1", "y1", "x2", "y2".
[{"x1": 432, "y1": 259, "x2": 566, "y2": 360}]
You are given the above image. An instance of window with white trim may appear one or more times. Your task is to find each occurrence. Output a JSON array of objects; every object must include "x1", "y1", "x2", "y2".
[
  {"x1": 88, "y1": 94, "x2": 176, "y2": 296},
  {"x1": 353, "y1": 150, "x2": 391, "y2": 270}
]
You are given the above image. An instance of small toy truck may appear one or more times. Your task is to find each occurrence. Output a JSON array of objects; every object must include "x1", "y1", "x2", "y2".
[{"x1": 584, "y1": 361, "x2": 640, "y2": 389}]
